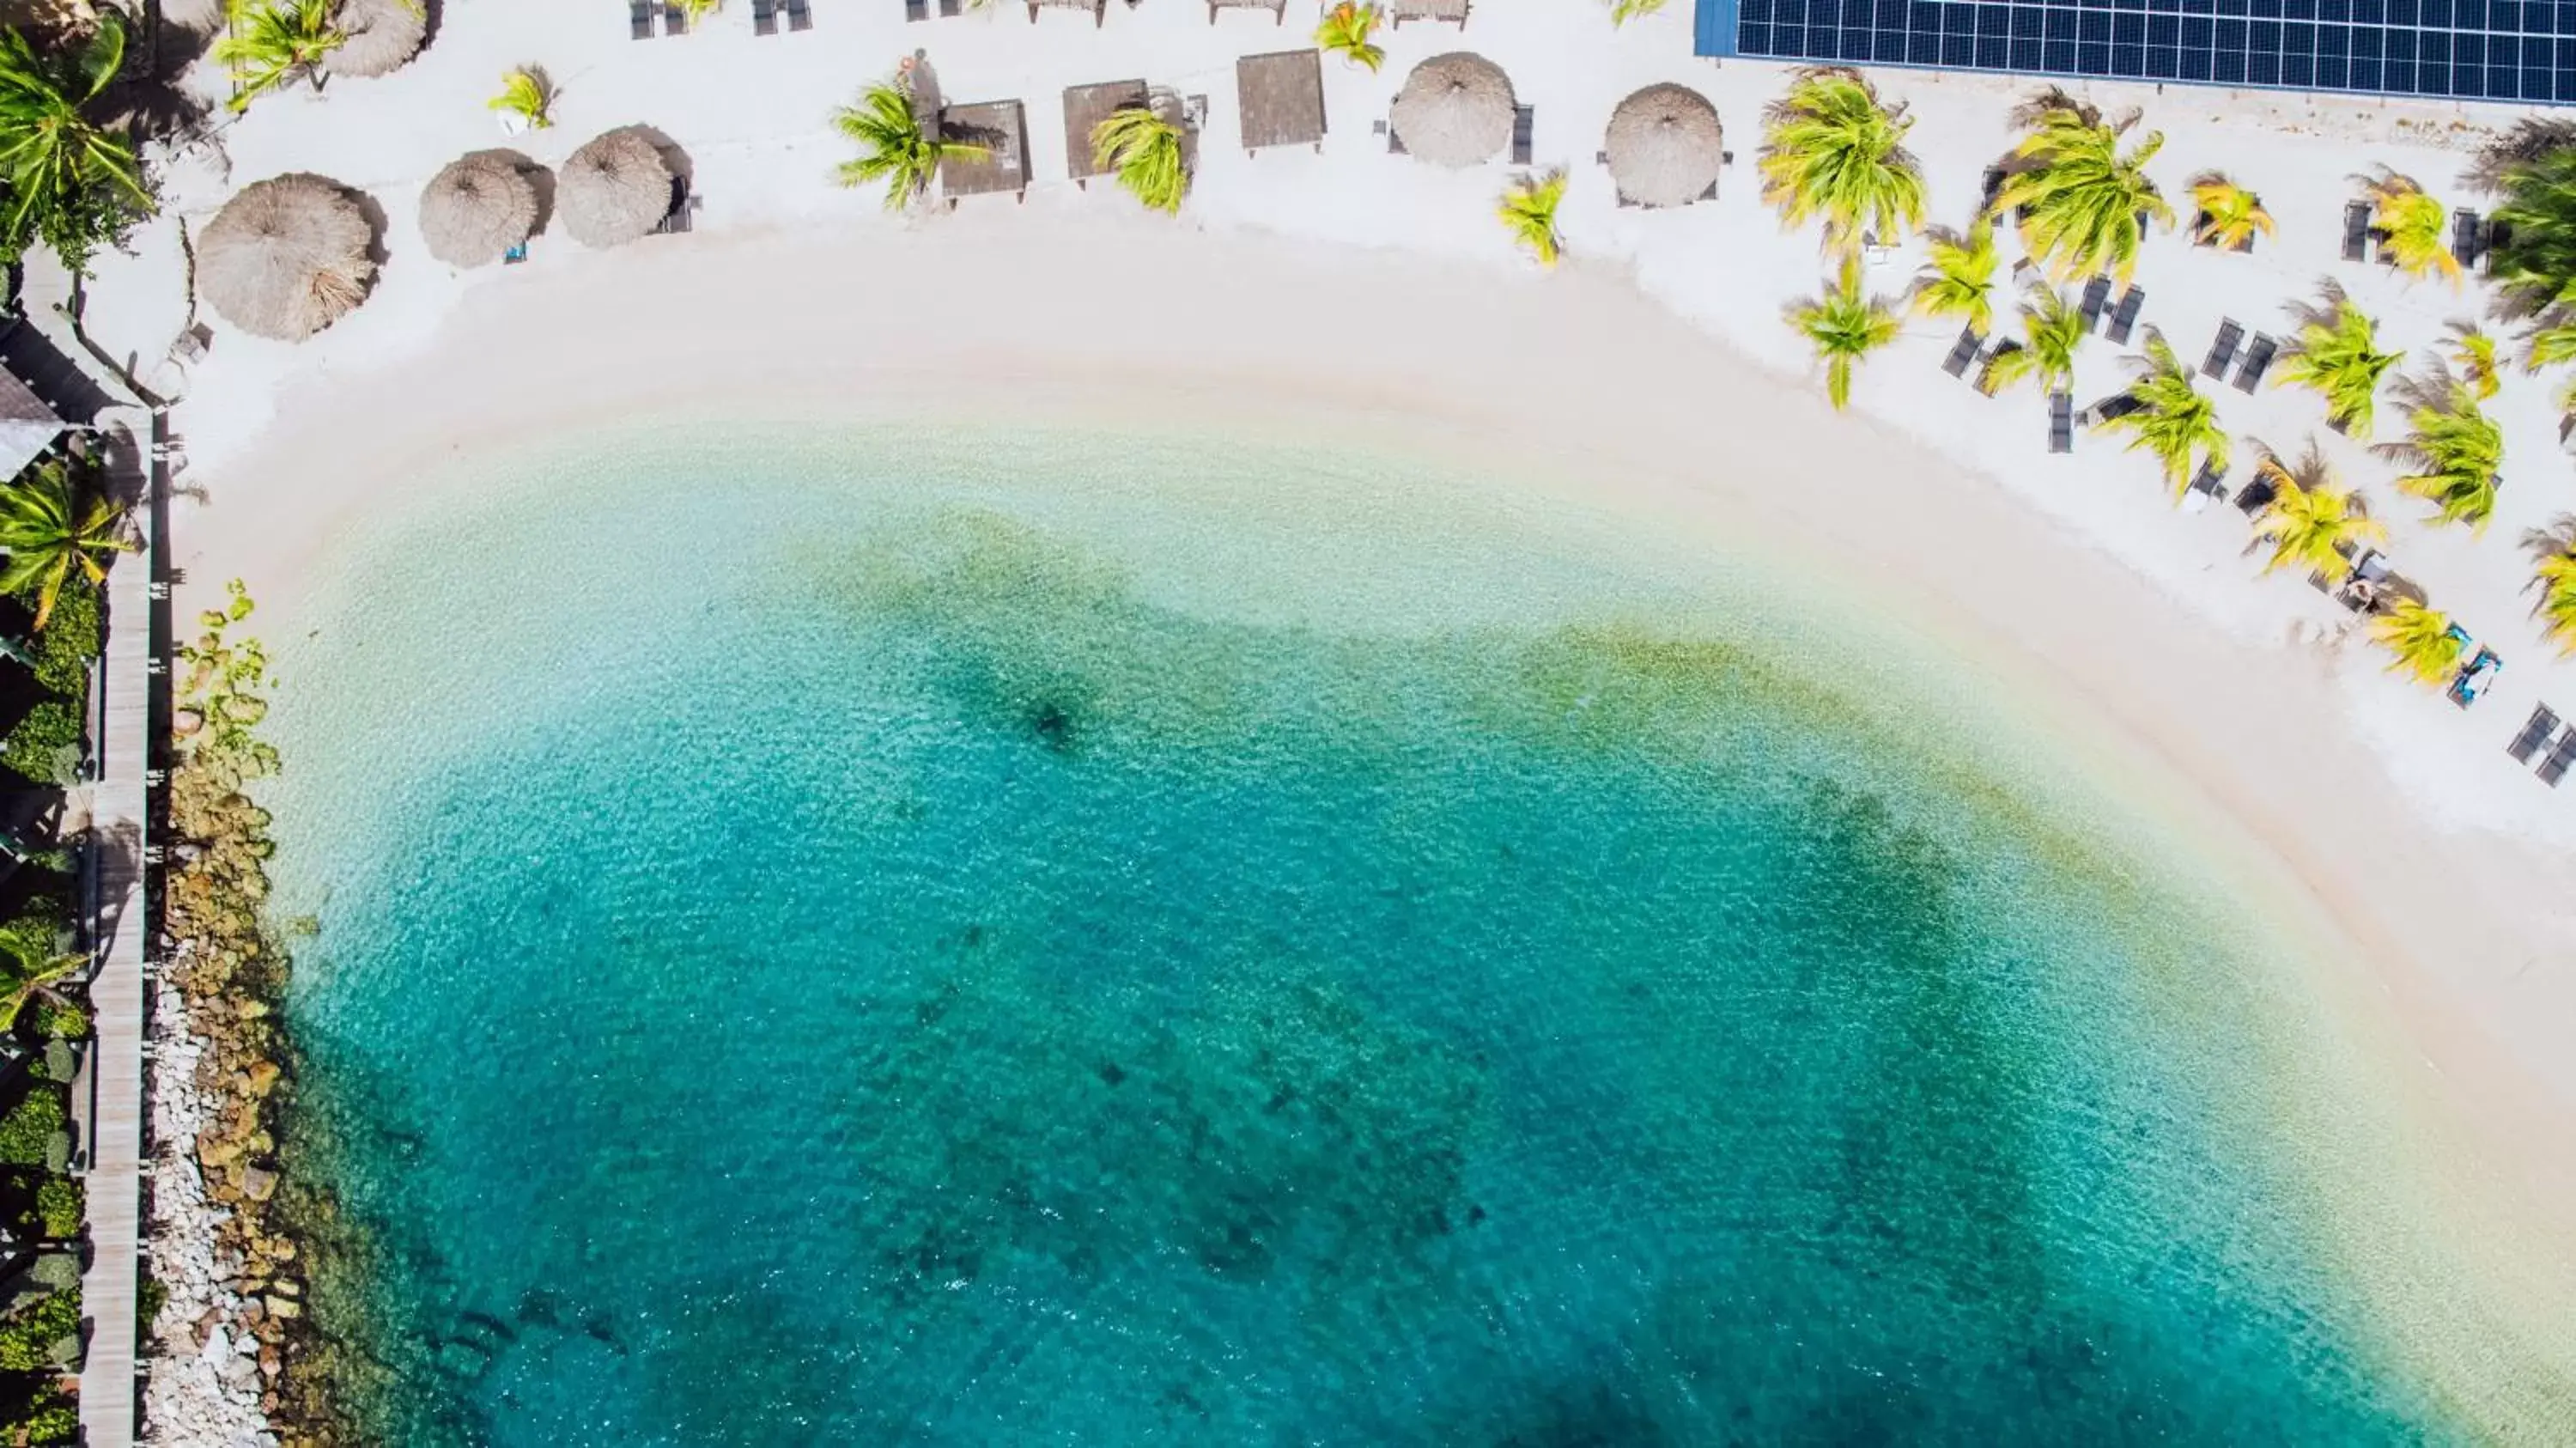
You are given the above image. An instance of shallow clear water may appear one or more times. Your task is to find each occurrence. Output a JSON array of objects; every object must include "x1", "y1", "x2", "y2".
[{"x1": 267, "y1": 427, "x2": 2446, "y2": 1445}]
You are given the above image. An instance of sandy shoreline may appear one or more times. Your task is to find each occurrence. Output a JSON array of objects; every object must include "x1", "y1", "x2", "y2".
[{"x1": 173, "y1": 215, "x2": 2576, "y2": 1427}]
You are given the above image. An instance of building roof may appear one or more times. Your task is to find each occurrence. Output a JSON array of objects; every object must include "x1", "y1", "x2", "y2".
[
  {"x1": 1236, "y1": 49, "x2": 1326, "y2": 151},
  {"x1": 1064, "y1": 80, "x2": 1150, "y2": 180},
  {"x1": 0, "y1": 359, "x2": 65, "y2": 482},
  {"x1": 939, "y1": 100, "x2": 1032, "y2": 199}
]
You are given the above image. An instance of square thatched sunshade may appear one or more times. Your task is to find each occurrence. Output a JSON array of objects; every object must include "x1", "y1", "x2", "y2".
[
  {"x1": 1236, "y1": 49, "x2": 1324, "y2": 154},
  {"x1": 1064, "y1": 79, "x2": 1150, "y2": 182},
  {"x1": 939, "y1": 100, "x2": 1033, "y2": 204}
]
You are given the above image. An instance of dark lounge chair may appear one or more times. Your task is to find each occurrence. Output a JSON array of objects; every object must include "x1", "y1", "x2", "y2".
[
  {"x1": 2088, "y1": 390, "x2": 2145, "y2": 424},
  {"x1": 1510, "y1": 105, "x2": 1534, "y2": 166},
  {"x1": 2105, "y1": 285, "x2": 2144, "y2": 345},
  {"x1": 661, "y1": 0, "x2": 688, "y2": 32},
  {"x1": 2187, "y1": 456, "x2": 2228, "y2": 503},
  {"x1": 2342, "y1": 200, "x2": 2371, "y2": 262},
  {"x1": 653, "y1": 176, "x2": 696, "y2": 234},
  {"x1": 907, "y1": 0, "x2": 927, "y2": 18},
  {"x1": 2453, "y1": 208, "x2": 2482, "y2": 271},
  {"x1": 787, "y1": 0, "x2": 811, "y2": 27},
  {"x1": 2487, "y1": 216, "x2": 2513, "y2": 267},
  {"x1": 631, "y1": 0, "x2": 656, "y2": 36},
  {"x1": 2537, "y1": 726, "x2": 2576, "y2": 786},
  {"x1": 2508, "y1": 703, "x2": 2559, "y2": 762},
  {"x1": 2078, "y1": 274, "x2": 2112, "y2": 332},
  {"x1": 1941, "y1": 324, "x2": 1982, "y2": 379},
  {"x1": 753, "y1": 0, "x2": 778, "y2": 32},
  {"x1": 2202, "y1": 318, "x2": 2243, "y2": 378},
  {"x1": 2048, "y1": 391, "x2": 2073, "y2": 453},
  {"x1": 2233, "y1": 333, "x2": 2277, "y2": 392},
  {"x1": 2233, "y1": 471, "x2": 2278, "y2": 515}
]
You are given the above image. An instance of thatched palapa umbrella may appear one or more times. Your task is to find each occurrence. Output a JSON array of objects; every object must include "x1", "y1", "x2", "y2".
[
  {"x1": 559, "y1": 127, "x2": 673, "y2": 249},
  {"x1": 1605, "y1": 84, "x2": 1722, "y2": 210},
  {"x1": 418, "y1": 153, "x2": 538, "y2": 268},
  {"x1": 198, "y1": 173, "x2": 376, "y2": 342},
  {"x1": 1390, "y1": 52, "x2": 1513, "y2": 170},
  {"x1": 320, "y1": 0, "x2": 426, "y2": 79}
]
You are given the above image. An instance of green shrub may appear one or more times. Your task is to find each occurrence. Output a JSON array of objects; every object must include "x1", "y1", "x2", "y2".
[
  {"x1": 33, "y1": 1177, "x2": 76, "y2": 1239},
  {"x1": 24, "y1": 578, "x2": 96, "y2": 699},
  {"x1": 0, "y1": 1288, "x2": 76, "y2": 1371},
  {"x1": 0, "y1": 701, "x2": 79, "y2": 784},
  {"x1": 15, "y1": 1398, "x2": 76, "y2": 1444},
  {"x1": 0, "y1": 1090, "x2": 64, "y2": 1165},
  {"x1": 28, "y1": 1001, "x2": 82, "y2": 1040}
]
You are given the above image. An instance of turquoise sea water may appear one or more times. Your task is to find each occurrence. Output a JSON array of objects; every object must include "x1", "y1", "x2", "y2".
[{"x1": 264, "y1": 427, "x2": 2451, "y2": 1445}]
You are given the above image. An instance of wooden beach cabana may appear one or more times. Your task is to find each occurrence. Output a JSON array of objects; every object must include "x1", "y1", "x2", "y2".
[
  {"x1": 1028, "y1": 0, "x2": 1106, "y2": 22},
  {"x1": 1208, "y1": 0, "x2": 1285, "y2": 21},
  {"x1": 1065, "y1": 79, "x2": 1150, "y2": 184},
  {"x1": 939, "y1": 100, "x2": 1032, "y2": 205},
  {"x1": 1388, "y1": 0, "x2": 1469, "y2": 26},
  {"x1": 1236, "y1": 49, "x2": 1325, "y2": 155}
]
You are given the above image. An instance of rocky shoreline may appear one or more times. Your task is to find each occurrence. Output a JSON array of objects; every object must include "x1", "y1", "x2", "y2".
[{"x1": 137, "y1": 587, "x2": 345, "y2": 1448}]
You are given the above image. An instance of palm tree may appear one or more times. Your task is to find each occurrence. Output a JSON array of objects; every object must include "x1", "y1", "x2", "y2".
[
  {"x1": 0, "y1": 460, "x2": 132, "y2": 630},
  {"x1": 1092, "y1": 103, "x2": 1188, "y2": 215},
  {"x1": 1498, "y1": 170, "x2": 1565, "y2": 266},
  {"x1": 2488, "y1": 139, "x2": 2576, "y2": 317},
  {"x1": 2371, "y1": 598, "x2": 2465, "y2": 686},
  {"x1": 2524, "y1": 311, "x2": 2576, "y2": 373},
  {"x1": 2187, "y1": 171, "x2": 2273, "y2": 251},
  {"x1": 2375, "y1": 375, "x2": 2503, "y2": 532},
  {"x1": 0, "y1": 14, "x2": 149, "y2": 257},
  {"x1": 1758, "y1": 68, "x2": 1925, "y2": 258},
  {"x1": 2094, "y1": 329, "x2": 2227, "y2": 494},
  {"x1": 1981, "y1": 284, "x2": 2087, "y2": 399},
  {"x1": 1911, "y1": 217, "x2": 1998, "y2": 335},
  {"x1": 834, "y1": 76, "x2": 986, "y2": 212},
  {"x1": 2524, "y1": 520, "x2": 2576, "y2": 654},
  {"x1": 0, "y1": 931, "x2": 78, "y2": 1034},
  {"x1": 2275, "y1": 286, "x2": 2401, "y2": 437},
  {"x1": 2447, "y1": 321, "x2": 2500, "y2": 399},
  {"x1": 1787, "y1": 260, "x2": 1899, "y2": 410},
  {"x1": 212, "y1": 0, "x2": 347, "y2": 113},
  {"x1": 1991, "y1": 89, "x2": 2173, "y2": 283},
  {"x1": 487, "y1": 66, "x2": 554, "y2": 131},
  {"x1": 1607, "y1": 0, "x2": 1666, "y2": 21},
  {"x1": 1315, "y1": 2, "x2": 1385, "y2": 71},
  {"x1": 2249, "y1": 441, "x2": 2386, "y2": 577},
  {"x1": 2362, "y1": 168, "x2": 2461, "y2": 286}
]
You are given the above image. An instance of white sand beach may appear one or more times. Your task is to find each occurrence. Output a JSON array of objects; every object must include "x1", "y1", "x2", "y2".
[{"x1": 42, "y1": 0, "x2": 2576, "y2": 1433}]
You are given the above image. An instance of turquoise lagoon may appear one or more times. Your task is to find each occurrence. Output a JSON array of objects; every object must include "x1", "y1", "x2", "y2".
[{"x1": 264, "y1": 426, "x2": 2449, "y2": 1445}]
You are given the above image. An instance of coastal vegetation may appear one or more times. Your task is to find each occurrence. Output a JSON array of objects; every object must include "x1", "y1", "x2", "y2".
[
  {"x1": 2094, "y1": 330, "x2": 2227, "y2": 494},
  {"x1": 1497, "y1": 170, "x2": 1564, "y2": 266},
  {"x1": 2249, "y1": 443, "x2": 2386, "y2": 576},
  {"x1": 1091, "y1": 101, "x2": 1188, "y2": 215},
  {"x1": 1314, "y1": 2, "x2": 1383, "y2": 70},
  {"x1": 1912, "y1": 217, "x2": 1998, "y2": 335},
  {"x1": 1605, "y1": 0, "x2": 1667, "y2": 22},
  {"x1": 487, "y1": 67, "x2": 554, "y2": 131},
  {"x1": 0, "y1": 14, "x2": 150, "y2": 275},
  {"x1": 2447, "y1": 322, "x2": 2501, "y2": 399},
  {"x1": 2276, "y1": 287, "x2": 2401, "y2": 437},
  {"x1": 1758, "y1": 68, "x2": 1923, "y2": 258},
  {"x1": 2525, "y1": 525, "x2": 2576, "y2": 653},
  {"x1": 2361, "y1": 169, "x2": 2460, "y2": 286},
  {"x1": 2372, "y1": 597, "x2": 2466, "y2": 682},
  {"x1": 834, "y1": 73, "x2": 986, "y2": 211},
  {"x1": 1993, "y1": 89, "x2": 2172, "y2": 283},
  {"x1": 2377, "y1": 375, "x2": 2503, "y2": 532},
  {"x1": 213, "y1": 0, "x2": 348, "y2": 113},
  {"x1": 1980, "y1": 283, "x2": 2085, "y2": 399},
  {"x1": 2487, "y1": 132, "x2": 2576, "y2": 317},
  {"x1": 2187, "y1": 172, "x2": 2272, "y2": 251},
  {"x1": 0, "y1": 458, "x2": 131, "y2": 630},
  {"x1": 1787, "y1": 260, "x2": 1897, "y2": 411}
]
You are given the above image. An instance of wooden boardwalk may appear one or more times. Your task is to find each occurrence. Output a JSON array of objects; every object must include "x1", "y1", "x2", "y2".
[{"x1": 78, "y1": 415, "x2": 160, "y2": 1448}]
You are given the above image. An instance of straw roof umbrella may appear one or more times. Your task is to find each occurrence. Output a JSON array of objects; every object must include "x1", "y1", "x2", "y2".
[
  {"x1": 558, "y1": 127, "x2": 673, "y2": 249},
  {"x1": 198, "y1": 173, "x2": 376, "y2": 342},
  {"x1": 418, "y1": 153, "x2": 538, "y2": 268},
  {"x1": 320, "y1": 0, "x2": 426, "y2": 79},
  {"x1": 1605, "y1": 84, "x2": 1723, "y2": 210},
  {"x1": 1389, "y1": 52, "x2": 1513, "y2": 170}
]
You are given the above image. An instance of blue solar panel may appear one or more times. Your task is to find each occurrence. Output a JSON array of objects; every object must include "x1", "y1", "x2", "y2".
[{"x1": 1696, "y1": 0, "x2": 2576, "y2": 100}]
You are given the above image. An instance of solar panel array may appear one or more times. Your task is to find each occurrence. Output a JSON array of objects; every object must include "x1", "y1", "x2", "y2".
[{"x1": 1695, "y1": 0, "x2": 2576, "y2": 105}]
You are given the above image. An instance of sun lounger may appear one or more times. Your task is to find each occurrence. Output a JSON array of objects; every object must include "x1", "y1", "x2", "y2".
[
  {"x1": 907, "y1": 0, "x2": 928, "y2": 17},
  {"x1": 1381, "y1": 119, "x2": 1406, "y2": 155},
  {"x1": 2487, "y1": 216, "x2": 2512, "y2": 268},
  {"x1": 2450, "y1": 646, "x2": 2502, "y2": 709},
  {"x1": 2233, "y1": 333, "x2": 2277, "y2": 392},
  {"x1": 660, "y1": 0, "x2": 687, "y2": 32},
  {"x1": 2048, "y1": 391, "x2": 2073, "y2": 453},
  {"x1": 786, "y1": 0, "x2": 811, "y2": 27},
  {"x1": 2078, "y1": 274, "x2": 2112, "y2": 332},
  {"x1": 2342, "y1": 200, "x2": 2370, "y2": 261},
  {"x1": 2087, "y1": 390, "x2": 2145, "y2": 424},
  {"x1": 2452, "y1": 208, "x2": 2482, "y2": 271},
  {"x1": 2105, "y1": 285, "x2": 2144, "y2": 345},
  {"x1": 2202, "y1": 318, "x2": 2243, "y2": 378},
  {"x1": 1510, "y1": 105, "x2": 1534, "y2": 167},
  {"x1": 1941, "y1": 324, "x2": 1982, "y2": 379},
  {"x1": 2538, "y1": 726, "x2": 2576, "y2": 786},
  {"x1": 631, "y1": 0, "x2": 656, "y2": 36},
  {"x1": 2507, "y1": 703, "x2": 2559, "y2": 762},
  {"x1": 2187, "y1": 456, "x2": 2228, "y2": 503},
  {"x1": 653, "y1": 176, "x2": 696, "y2": 234},
  {"x1": 2233, "y1": 471, "x2": 2278, "y2": 515},
  {"x1": 753, "y1": 0, "x2": 778, "y2": 32}
]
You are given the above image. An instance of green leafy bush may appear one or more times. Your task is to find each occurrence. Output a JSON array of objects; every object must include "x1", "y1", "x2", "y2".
[
  {"x1": 0, "y1": 702, "x2": 79, "y2": 784},
  {"x1": 16, "y1": 1398, "x2": 76, "y2": 1444},
  {"x1": 23, "y1": 578, "x2": 96, "y2": 698},
  {"x1": 0, "y1": 1288, "x2": 76, "y2": 1371},
  {"x1": 28, "y1": 1001, "x2": 83, "y2": 1039},
  {"x1": 0, "y1": 1090, "x2": 64, "y2": 1165},
  {"x1": 33, "y1": 1177, "x2": 78, "y2": 1239}
]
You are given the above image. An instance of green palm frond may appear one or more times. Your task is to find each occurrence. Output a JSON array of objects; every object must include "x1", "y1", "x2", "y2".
[
  {"x1": 488, "y1": 66, "x2": 553, "y2": 130},
  {"x1": 1607, "y1": 0, "x2": 1667, "y2": 21},
  {"x1": 1911, "y1": 217, "x2": 1997, "y2": 334},
  {"x1": 1092, "y1": 103, "x2": 1188, "y2": 215},
  {"x1": 0, "y1": 12, "x2": 150, "y2": 249},
  {"x1": 1758, "y1": 68, "x2": 1925, "y2": 258},
  {"x1": 2250, "y1": 442, "x2": 2385, "y2": 577},
  {"x1": 833, "y1": 76, "x2": 985, "y2": 211},
  {"x1": 0, "y1": 459, "x2": 134, "y2": 629},
  {"x1": 1315, "y1": 2, "x2": 1384, "y2": 71},
  {"x1": 2187, "y1": 171, "x2": 2272, "y2": 250},
  {"x1": 2363, "y1": 169, "x2": 2460, "y2": 286},
  {"x1": 2524, "y1": 313, "x2": 2576, "y2": 372},
  {"x1": 2093, "y1": 328, "x2": 2227, "y2": 494},
  {"x1": 2489, "y1": 143, "x2": 2576, "y2": 317},
  {"x1": 212, "y1": 0, "x2": 346, "y2": 113},
  {"x1": 1982, "y1": 284, "x2": 2085, "y2": 398},
  {"x1": 2375, "y1": 378, "x2": 2503, "y2": 532},
  {"x1": 2446, "y1": 321, "x2": 2500, "y2": 399},
  {"x1": 2530, "y1": 549, "x2": 2576, "y2": 654},
  {"x1": 1497, "y1": 169, "x2": 1564, "y2": 265},
  {"x1": 1991, "y1": 96, "x2": 2173, "y2": 283},
  {"x1": 2370, "y1": 598, "x2": 2465, "y2": 685},
  {"x1": 1788, "y1": 260, "x2": 1899, "y2": 410},
  {"x1": 2275, "y1": 289, "x2": 2400, "y2": 437}
]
